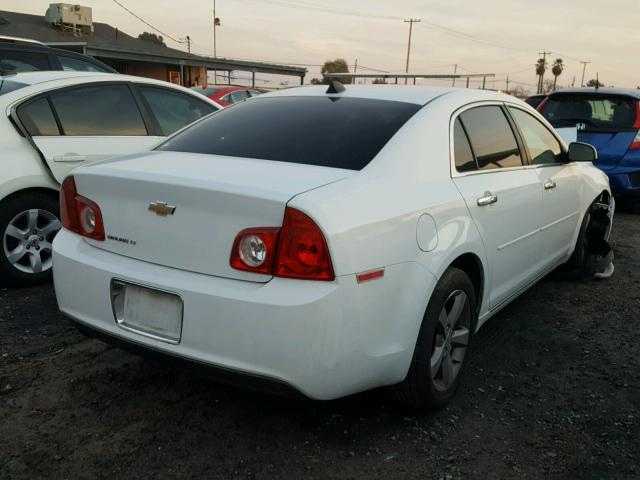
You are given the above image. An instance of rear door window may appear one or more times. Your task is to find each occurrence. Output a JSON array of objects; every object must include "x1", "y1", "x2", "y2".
[
  {"x1": 459, "y1": 106, "x2": 524, "y2": 170},
  {"x1": 0, "y1": 79, "x2": 28, "y2": 96},
  {"x1": 0, "y1": 50, "x2": 51, "y2": 73},
  {"x1": 453, "y1": 118, "x2": 477, "y2": 172},
  {"x1": 540, "y1": 94, "x2": 637, "y2": 130},
  {"x1": 508, "y1": 108, "x2": 564, "y2": 164},
  {"x1": 159, "y1": 96, "x2": 421, "y2": 170},
  {"x1": 17, "y1": 98, "x2": 60, "y2": 136},
  {"x1": 49, "y1": 84, "x2": 147, "y2": 136},
  {"x1": 58, "y1": 56, "x2": 105, "y2": 72},
  {"x1": 138, "y1": 86, "x2": 217, "y2": 135}
]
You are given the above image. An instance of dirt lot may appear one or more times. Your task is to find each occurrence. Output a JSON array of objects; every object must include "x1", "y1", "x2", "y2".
[{"x1": 1, "y1": 212, "x2": 639, "y2": 480}]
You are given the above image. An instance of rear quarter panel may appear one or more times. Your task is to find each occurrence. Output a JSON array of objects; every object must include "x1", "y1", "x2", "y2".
[{"x1": 290, "y1": 96, "x2": 490, "y2": 325}]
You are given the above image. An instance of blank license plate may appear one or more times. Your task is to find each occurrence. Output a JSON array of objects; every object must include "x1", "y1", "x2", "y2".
[{"x1": 111, "y1": 280, "x2": 183, "y2": 344}]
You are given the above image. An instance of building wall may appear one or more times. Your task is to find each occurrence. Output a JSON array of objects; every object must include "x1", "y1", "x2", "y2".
[{"x1": 98, "y1": 59, "x2": 206, "y2": 87}]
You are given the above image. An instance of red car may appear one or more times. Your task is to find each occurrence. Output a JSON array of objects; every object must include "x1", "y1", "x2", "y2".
[{"x1": 190, "y1": 85, "x2": 262, "y2": 107}]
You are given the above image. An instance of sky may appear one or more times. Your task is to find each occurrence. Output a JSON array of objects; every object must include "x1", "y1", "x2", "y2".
[{"x1": 4, "y1": 0, "x2": 639, "y2": 91}]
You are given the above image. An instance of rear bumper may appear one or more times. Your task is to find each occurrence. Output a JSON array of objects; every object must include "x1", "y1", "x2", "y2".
[{"x1": 53, "y1": 229, "x2": 435, "y2": 400}]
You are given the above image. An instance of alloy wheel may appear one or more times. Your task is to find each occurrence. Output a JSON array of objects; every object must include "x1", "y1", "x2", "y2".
[
  {"x1": 2, "y1": 209, "x2": 61, "y2": 274},
  {"x1": 430, "y1": 289, "x2": 471, "y2": 392}
]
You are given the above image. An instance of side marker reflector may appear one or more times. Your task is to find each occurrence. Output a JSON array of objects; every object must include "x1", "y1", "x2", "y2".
[{"x1": 357, "y1": 269, "x2": 385, "y2": 284}]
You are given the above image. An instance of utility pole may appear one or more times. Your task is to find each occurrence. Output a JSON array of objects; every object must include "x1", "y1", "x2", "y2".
[
  {"x1": 353, "y1": 58, "x2": 358, "y2": 85},
  {"x1": 213, "y1": 0, "x2": 220, "y2": 58},
  {"x1": 404, "y1": 18, "x2": 421, "y2": 85},
  {"x1": 452, "y1": 63, "x2": 457, "y2": 87},
  {"x1": 506, "y1": 75, "x2": 509, "y2": 93},
  {"x1": 186, "y1": 35, "x2": 191, "y2": 53},
  {"x1": 580, "y1": 61, "x2": 591, "y2": 87},
  {"x1": 537, "y1": 50, "x2": 551, "y2": 94}
]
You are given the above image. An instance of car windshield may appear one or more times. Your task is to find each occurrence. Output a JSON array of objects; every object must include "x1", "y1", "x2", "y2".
[
  {"x1": 540, "y1": 94, "x2": 637, "y2": 130},
  {"x1": 158, "y1": 96, "x2": 421, "y2": 170},
  {"x1": 0, "y1": 78, "x2": 27, "y2": 96}
]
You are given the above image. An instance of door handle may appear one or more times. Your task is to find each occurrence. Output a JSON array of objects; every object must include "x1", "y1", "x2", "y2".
[
  {"x1": 53, "y1": 154, "x2": 88, "y2": 163},
  {"x1": 477, "y1": 191, "x2": 498, "y2": 206},
  {"x1": 544, "y1": 179, "x2": 557, "y2": 190}
]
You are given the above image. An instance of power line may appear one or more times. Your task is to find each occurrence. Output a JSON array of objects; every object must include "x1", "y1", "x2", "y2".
[{"x1": 112, "y1": 0, "x2": 185, "y2": 44}]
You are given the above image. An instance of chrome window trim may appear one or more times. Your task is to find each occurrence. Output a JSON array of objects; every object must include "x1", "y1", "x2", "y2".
[{"x1": 449, "y1": 100, "x2": 576, "y2": 179}]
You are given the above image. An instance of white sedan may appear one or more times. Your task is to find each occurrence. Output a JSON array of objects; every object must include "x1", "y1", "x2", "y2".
[
  {"x1": 0, "y1": 71, "x2": 221, "y2": 287},
  {"x1": 52, "y1": 84, "x2": 613, "y2": 408}
]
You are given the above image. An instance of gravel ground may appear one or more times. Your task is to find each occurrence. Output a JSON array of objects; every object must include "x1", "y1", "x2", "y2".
[{"x1": 1, "y1": 212, "x2": 639, "y2": 480}]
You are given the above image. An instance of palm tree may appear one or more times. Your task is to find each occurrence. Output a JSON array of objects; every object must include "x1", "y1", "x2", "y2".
[
  {"x1": 551, "y1": 58, "x2": 564, "y2": 91},
  {"x1": 535, "y1": 57, "x2": 547, "y2": 93}
]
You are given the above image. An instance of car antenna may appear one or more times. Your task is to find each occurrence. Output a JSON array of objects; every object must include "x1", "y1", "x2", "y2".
[{"x1": 326, "y1": 80, "x2": 346, "y2": 94}]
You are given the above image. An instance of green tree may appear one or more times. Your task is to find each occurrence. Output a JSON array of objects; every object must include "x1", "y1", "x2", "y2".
[
  {"x1": 586, "y1": 78, "x2": 604, "y2": 87},
  {"x1": 138, "y1": 32, "x2": 165, "y2": 46},
  {"x1": 551, "y1": 58, "x2": 564, "y2": 91},
  {"x1": 319, "y1": 58, "x2": 352, "y2": 84},
  {"x1": 535, "y1": 57, "x2": 547, "y2": 93}
]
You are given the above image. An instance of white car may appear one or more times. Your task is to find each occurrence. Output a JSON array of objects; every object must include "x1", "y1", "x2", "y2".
[
  {"x1": 52, "y1": 84, "x2": 613, "y2": 408},
  {"x1": 0, "y1": 71, "x2": 221, "y2": 286}
]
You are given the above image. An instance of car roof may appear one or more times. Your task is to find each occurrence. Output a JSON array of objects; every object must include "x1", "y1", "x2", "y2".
[
  {"x1": 0, "y1": 70, "x2": 117, "y2": 86},
  {"x1": 549, "y1": 87, "x2": 640, "y2": 100},
  {"x1": 261, "y1": 84, "x2": 520, "y2": 106},
  {"x1": 0, "y1": 71, "x2": 224, "y2": 109}
]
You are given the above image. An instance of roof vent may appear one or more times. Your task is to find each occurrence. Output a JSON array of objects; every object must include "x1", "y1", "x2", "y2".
[{"x1": 326, "y1": 81, "x2": 346, "y2": 94}]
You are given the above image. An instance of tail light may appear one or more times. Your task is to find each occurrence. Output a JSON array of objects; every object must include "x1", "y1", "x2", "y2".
[
  {"x1": 229, "y1": 207, "x2": 335, "y2": 281},
  {"x1": 60, "y1": 176, "x2": 105, "y2": 241},
  {"x1": 630, "y1": 101, "x2": 640, "y2": 150},
  {"x1": 229, "y1": 227, "x2": 279, "y2": 274}
]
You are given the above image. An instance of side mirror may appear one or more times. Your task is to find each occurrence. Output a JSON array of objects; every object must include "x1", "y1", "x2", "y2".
[{"x1": 568, "y1": 142, "x2": 597, "y2": 162}]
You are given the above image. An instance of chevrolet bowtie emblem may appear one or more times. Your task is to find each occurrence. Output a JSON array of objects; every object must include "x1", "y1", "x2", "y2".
[{"x1": 148, "y1": 201, "x2": 176, "y2": 216}]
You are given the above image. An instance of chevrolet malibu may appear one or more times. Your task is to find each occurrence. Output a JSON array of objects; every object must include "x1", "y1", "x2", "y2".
[{"x1": 53, "y1": 84, "x2": 613, "y2": 408}]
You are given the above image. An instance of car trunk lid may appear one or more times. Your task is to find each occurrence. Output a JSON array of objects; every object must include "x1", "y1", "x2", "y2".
[{"x1": 72, "y1": 151, "x2": 352, "y2": 282}]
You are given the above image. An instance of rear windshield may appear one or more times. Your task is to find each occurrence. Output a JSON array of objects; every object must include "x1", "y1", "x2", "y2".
[
  {"x1": 158, "y1": 96, "x2": 421, "y2": 170},
  {"x1": 0, "y1": 78, "x2": 27, "y2": 96},
  {"x1": 540, "y1": 94, "x2": 637, "y2": 130},
  {"x1": 191, "y1": 87, "x2": 219, "y2": 96}
]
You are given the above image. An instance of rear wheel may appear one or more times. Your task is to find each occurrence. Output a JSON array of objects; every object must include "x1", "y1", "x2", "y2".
[
  {"x1": 0, "y1": 192, "x2": 61, "y2": 288},
  {"x1": 390, "y1": 267, "x2": 477, "y2": 409}
]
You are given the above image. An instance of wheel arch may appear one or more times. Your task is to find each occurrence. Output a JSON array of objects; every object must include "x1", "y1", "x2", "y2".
[
  {"x1": 0, "y1": 187, "x2": 59, "y2": 206},
  {"x1": 448, "y1": 252, "x2": 485, "y2": 314}
]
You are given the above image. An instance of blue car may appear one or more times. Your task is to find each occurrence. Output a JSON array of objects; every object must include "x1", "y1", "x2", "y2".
[{"x1": 539, "y1": 88, "x2": 640, "y2": 204}]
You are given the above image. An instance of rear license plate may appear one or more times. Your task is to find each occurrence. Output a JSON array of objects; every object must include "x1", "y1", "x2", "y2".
[{"x1": 111, "y1": 280, "x2": 183, "y2": 344}]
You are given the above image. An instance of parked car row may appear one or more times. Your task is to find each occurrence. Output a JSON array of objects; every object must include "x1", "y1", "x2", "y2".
[
  {"x1": 0, "y1": 37, "x2": 620, "y2": 408},
  {"x1": 51, "y1": 83, "x2": 614, "y2": 408}
]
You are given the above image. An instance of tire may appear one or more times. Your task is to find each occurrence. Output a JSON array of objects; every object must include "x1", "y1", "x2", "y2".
[
  {"x1": 562, "y1": 208, "x2": 596, "y2": 279},
  {"x1": 390, "y1": 267, "x2": 477, "y2": 410},
  {"x1": 0, "y1": 192, "x2": 61, "y2": 288}
]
